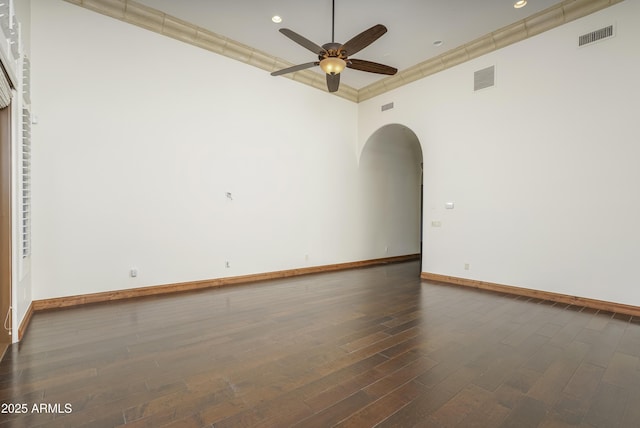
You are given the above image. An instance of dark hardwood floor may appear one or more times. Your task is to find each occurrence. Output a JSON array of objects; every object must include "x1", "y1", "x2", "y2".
[{"x1": 1, "y1": 261, "x2": 640, "y2": 427}]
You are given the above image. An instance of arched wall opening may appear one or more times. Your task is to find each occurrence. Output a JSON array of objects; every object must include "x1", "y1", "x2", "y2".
[{"x1": 359, "y1": 124, "x2": 423, "y2": 269}]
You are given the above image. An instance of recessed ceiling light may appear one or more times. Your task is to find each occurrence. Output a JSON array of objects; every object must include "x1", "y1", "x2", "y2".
[
  {"x1": 513, "y1": 0, "x2": 527, "y2": 8},
  {"x1": 433, "y1": 40, "x2": 443, "y2": 47},
  {"x1": 271, "y1": 15, "x2": 282, "y2": 23}
]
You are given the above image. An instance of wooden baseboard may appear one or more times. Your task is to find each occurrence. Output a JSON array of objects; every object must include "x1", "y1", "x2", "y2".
[
  {"x1": 421, "y1": 272, "x2": 640, "y2": 318},
  {"x1": 18, "y1": 301, "x2": 34, "y2": 341},
  {"x1": 33, "y1": 254, "x2": 420, "y2": 312}
]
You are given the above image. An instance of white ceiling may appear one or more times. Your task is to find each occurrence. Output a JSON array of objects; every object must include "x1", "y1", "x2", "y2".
[{"x1": 136, "y1": 0, "x2": 561, "y2": 89}]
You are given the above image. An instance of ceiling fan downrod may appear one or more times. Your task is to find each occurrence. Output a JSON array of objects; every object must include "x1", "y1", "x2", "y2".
[{"x1": 331, "y1": 0, "x2": 335, "y2": 43}]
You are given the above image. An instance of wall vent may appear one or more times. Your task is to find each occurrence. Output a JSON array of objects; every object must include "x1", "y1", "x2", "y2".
[
  {"x1": 579, "y1": 25, "x2": 614, "y2": 47},
  {"x1": 381, "y1": 102, "x2": 394, "y2": 112},
  {"x1": 474, "y1": 66, "x2": 495, "y2": 91}
]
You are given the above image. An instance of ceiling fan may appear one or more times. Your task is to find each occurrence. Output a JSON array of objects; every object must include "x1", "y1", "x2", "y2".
[{"x1": 270, "y1": 0, "x2": 398, "y2": 93}]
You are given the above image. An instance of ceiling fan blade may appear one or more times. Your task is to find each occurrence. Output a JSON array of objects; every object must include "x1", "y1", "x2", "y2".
[
  {"x1": 347, "y1": 59, "x2": 397, "y2": 75},
  {"x1": 279, "y1": 28, "x2": 327, "y2": 55},
  {"x1": 340, "y1": 24, "x2": 387, "y2": 57},
  {"x1": 271, "y1": 62, "x2": 319, "y2": 76},
  {"x1": 326, "y1": 73, "x2": 340, "y2": 93}
]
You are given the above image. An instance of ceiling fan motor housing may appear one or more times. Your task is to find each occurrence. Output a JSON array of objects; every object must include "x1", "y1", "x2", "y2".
[{"x1": 320, "y1": 42, "x2": 346, "y2": 60}]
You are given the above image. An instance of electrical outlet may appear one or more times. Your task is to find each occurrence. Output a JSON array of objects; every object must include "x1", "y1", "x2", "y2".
[
  {"x1": 225, "y1": 261, "x2": 230, "y2": 268},
  {"x1": 464, "y1": 263, "x2": 470, "y2": 270},
  {"x1": 130, "y1": 268, "x2": 138, "y2": 278}
]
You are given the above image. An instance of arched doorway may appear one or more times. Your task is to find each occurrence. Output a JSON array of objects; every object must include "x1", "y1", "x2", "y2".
[{"x1": 359, "y1": 124, "x2": 423, "y2": 271}]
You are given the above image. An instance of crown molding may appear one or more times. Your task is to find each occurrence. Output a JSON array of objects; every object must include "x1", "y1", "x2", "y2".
[
  {"x1": 358, "y1": 0, "x2": 624, "y2": 101},
  {"x1": 64, "y1": 0, "x2": 623, "y2": 104}
]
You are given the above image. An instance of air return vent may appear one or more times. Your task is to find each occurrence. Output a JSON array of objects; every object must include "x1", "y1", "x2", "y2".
[
  {"x1": 579, "y1": 25, "x2": 614, "y2": 47},
  {"x1": 474, "y1": 66, "x2": 495, "y2": 91},
  {"x1": 381, "y1": 102, "x2": 394, "y2": 112}
]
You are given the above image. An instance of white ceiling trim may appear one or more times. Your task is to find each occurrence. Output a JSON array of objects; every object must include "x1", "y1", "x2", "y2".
[
  {"x1": 360, "y1": 0, "x2": 624, "y2": 101},
  {"x1": 63, "y1": 0, "x2": 623, "y2": 103}
]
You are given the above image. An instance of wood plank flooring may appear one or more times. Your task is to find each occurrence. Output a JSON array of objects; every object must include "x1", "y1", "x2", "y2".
[{"x1": 1, "y1": 261, "x2": 640, "y2": 427}]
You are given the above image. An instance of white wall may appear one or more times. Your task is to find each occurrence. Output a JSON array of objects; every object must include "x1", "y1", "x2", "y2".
[
  {"x1": 359, "y1": 1, "x2": 640, "y2": 306},
  {"x1": 30, "y1": 0, "x2": 420, "y2": 300},
  {"x1": 31, "y1": 0, "x2": 640, "y2": 308}
]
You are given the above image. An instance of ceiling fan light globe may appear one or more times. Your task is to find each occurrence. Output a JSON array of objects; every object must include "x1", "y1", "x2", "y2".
[{"x1": 320, "y1": 57, "x2": 346, "y2": 75}]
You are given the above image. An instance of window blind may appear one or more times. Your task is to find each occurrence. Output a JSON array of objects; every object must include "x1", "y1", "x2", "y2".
[{"x1": 21, "y1": 56, "x2": 30, "y2": 258}]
